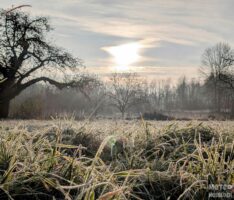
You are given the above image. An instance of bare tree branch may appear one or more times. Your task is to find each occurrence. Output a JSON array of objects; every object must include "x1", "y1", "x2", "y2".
[{"x1": 0, "y1": 9, "x2": 95, "y2": 118}]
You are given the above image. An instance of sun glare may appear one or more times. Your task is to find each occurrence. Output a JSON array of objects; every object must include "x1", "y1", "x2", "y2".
[{"x1": 103, "y1": 42, "x2": 141, "y2": 71}]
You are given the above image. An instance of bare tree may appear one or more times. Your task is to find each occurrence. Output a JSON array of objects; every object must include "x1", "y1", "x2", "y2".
[
  {"x1": 86, "y1": 83, "x2": 107, "y2": 118},
  {"x1": 176, "y1": 77, "x2": 188, "y2": 109},
  {"x1": 0, "y1": 9, "x2": 94, "y2": 118},
  {"x1": 218, "y1": 50, "x2": 234, "y2": 90},
  {"x1": 216, "y1": 45, "x2": 234, "y2": 116},
  {"x1": 148, "y1": 79, "x2": 172, "y2": 111},
  {"x1": 108, "y1": 73, "x2": 146, "y2": 119},
  {"x1": 201, "y1": 42, "x2": 234, "y2": 113}
]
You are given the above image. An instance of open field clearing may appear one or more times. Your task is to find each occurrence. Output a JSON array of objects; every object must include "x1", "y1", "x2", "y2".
[
  {"x1": 0, "y1": 119, "x2": 233, "y2": 199},
  {"x1": 1, "y1": 1, "x2": 234, "y2": 200}
]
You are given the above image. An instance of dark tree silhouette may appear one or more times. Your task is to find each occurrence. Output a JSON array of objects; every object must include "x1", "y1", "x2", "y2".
[
  {"x1": 0, "y1": 9, "x2": 93, "y2": 118},
  {"x1": 218, "y1": 52, "x2": 234, "y2": 90},
  {"x1": 201, "y1": 42, "x2": 234, "y2": 113},
  {"x1": 218, "y1": 52, "x2": 234, "y2": 116},
  {"x1": 108, "y1": 73, "x2": 146, "y2": 119}
]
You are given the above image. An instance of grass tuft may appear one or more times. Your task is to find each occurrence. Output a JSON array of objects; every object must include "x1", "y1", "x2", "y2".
[{"x1": 0, "y1": 120, "x2": 232, "y2": 199}]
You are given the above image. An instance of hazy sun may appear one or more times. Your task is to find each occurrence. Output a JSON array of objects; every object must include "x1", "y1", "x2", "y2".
[{"x1": 103, "y1": 42, "x2": 141, "y2": 71}]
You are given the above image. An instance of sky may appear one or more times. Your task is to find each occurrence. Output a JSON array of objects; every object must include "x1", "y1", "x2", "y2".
[{"x1": 2, "y1": 0, "x2": 234, "y2": 81}]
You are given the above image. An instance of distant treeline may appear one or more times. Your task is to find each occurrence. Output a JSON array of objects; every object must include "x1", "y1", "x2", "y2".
[{"x1": 9, "y1": 74, "x2": 234, "y2": 120}]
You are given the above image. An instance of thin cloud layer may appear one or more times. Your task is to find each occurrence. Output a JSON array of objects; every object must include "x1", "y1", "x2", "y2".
[{"x1": 1, "y1": 0, "x2": 234, "y2": 79}]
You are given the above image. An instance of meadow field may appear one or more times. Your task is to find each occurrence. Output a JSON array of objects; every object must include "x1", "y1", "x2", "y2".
[{"x1": 0, "y1": 119, "x2": 233, "y2": 200}]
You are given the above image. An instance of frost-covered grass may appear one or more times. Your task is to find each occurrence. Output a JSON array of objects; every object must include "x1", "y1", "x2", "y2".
[{"x1": 0, "y1": 119, "x2": 233, "y2": 199}]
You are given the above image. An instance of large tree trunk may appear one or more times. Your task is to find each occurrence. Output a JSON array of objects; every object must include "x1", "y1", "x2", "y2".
[
  {"x1": 121, "y1": 111, "x2": 125, "y2": 119},
  {"x1": 0, "y1": 100, "x2": 10, "y2": 119}
]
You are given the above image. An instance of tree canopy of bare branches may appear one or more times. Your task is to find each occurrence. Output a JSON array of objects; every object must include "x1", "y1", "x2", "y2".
[
  {"x1": 108, "y1": 73, "x2": 147, "y2": 118},
  {"x1": 0, "y1": 9, "x2": 95, "y2": 118},
  {"x1": 201, "y1": 42, "x2": 234, "y2": 112}
]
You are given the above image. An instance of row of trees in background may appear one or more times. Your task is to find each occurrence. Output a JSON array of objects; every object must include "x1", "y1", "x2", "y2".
[
  {"x1": 1, "y1": 9, "x2": 234, "y2": 119},
  {"x1": 9, "y1": 63, "x2": 234, "y2": 120}
]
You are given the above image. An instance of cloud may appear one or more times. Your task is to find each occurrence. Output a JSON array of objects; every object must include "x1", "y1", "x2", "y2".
[
  {"x1": 1, "y1": 0, "x2": 234, "y2": 80},
  {"x1": 86, "y1": 65, "x2": 200, "y2": 84},
  {"x1": 16, "y1": 0, "x2": 228, "y2": 46}
]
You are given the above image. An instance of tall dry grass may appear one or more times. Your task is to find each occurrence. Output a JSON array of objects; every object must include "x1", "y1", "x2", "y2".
[{"x1": 0, "y1": 119, "x2": 233, "y2": 199}]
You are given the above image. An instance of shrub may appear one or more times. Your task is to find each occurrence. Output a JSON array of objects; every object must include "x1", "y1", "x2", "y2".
[{"x1": 142, "y1": 111, "x2": 174, "y2": 120}]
